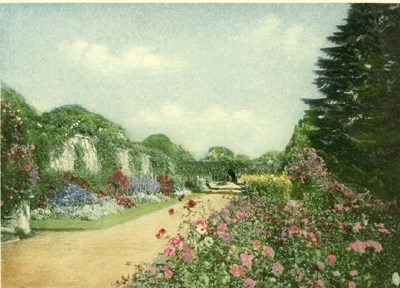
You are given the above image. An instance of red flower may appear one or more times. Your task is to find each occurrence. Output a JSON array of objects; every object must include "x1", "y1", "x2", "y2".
[
  {"x1": 327, "y1": 254, "x2": 336, "y2": 265},
  {"x1": 188, "y1": 199, "x2": 196, "y2": 208},
  {"x1": 168, "y1": 208, "x2": 175, "y2": 215}
]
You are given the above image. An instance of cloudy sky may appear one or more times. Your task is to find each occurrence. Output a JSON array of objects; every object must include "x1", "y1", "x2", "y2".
[{"x1": 1, "y1": 4, "x2": 349, "y2": 159}]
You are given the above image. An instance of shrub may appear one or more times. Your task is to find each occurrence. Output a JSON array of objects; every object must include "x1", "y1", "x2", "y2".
[
  {"x1": 111, "y1": 193, "x2": 136, "y2": 208},
  {"x1": 241, "y1": 174, "x2": 292, "y2": 207},
  {"x1": 158, "y1": 175, "x2": 174, "y2": 197},
  {"x1": 284, "y1": 147, "x2": 329, "y2": 186},
  {"x1": 107, "y1": 171, "x2": 131, "y2": 193},
  {"x1": 129, "y1": 180, "x2": 399, "y2": 288},
  {"x1": 1, "y1": 100, "x2": 40, "y2": 216}
]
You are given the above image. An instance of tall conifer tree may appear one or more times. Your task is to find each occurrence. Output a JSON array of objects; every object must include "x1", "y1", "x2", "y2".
[{"x1": 302, "y1": 4, "x2": 400, "y2": 198}]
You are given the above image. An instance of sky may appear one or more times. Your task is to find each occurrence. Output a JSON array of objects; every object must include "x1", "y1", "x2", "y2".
[{"x1": 1, "y1": 3, "x2": 349, "y2": 159}]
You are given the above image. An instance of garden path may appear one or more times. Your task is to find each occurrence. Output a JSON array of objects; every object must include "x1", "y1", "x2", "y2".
[{"x1": 1, "y1": 193, "x2": 231, "y2": 288}]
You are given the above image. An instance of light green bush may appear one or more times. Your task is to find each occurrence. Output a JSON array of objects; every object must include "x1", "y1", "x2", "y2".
[{"x1": 240, "y1": 174, "x2": 292, "y2": 207}]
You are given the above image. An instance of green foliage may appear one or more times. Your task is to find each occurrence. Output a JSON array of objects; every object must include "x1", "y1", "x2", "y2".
[
  {"x1": 143, "y1": 134, "x2": 194, "y2": 163},
  {"x1": 40, "y1": 104, "x2": 132, "y2": 175},
  {"x1": 1, "y1": 85, "x2": 40, "y2": 216},
  {"x1": 250, "y1": 150, "x2": 284, "y2": 174},
  {"x1": 299, "y1": 4, "x2": 400, "y2": 200},
  {"x1": 241, "y1": 174, "x2": 293, "y2": 207},
  {"x1": 203, "y1": 146, "x2": 235, "y2": 161}
]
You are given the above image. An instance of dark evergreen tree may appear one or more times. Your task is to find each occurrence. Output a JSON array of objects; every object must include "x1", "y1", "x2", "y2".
[{"x1": 302, "y1": 4, "x2": 400, "y2": 199}]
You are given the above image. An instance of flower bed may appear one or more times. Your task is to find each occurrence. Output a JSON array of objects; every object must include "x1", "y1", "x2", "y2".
[{"x1": 128, "y1": 150, "x2": 400, "y2": 287}]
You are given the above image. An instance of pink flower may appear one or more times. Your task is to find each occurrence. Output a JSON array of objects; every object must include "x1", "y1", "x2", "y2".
[
  {"x1": 217, "y1": 223, "x2": 229, "y2": 235},
  {"x1": 182, "y1": 245, "x2": 192, "y2": 253},
  {"x1": 288, "y1": 225, "x2": 299, "y2": 235},
  {"x1": 256, "y1": 227, "x2": 264, "y2": 234},
  {"x1": 162, "y1": 265, "x2": 174, "y2": 279},
  {"x1": 244, "y1": 278, "x2": 256, "y2": 288},
  {"x1": 223, "y1": 215, "x2": 232, "y2": 224},
  {"x1": 365, "y1": 240, "x2": 383, "y2": 253},
  {"x1": 335, "y1": 204, "x2": 344, "y2": 212},
  {"x1": 374, "y1": 223, "x2": 390, "y2": 234},
  {"x1": 194, "y1": 220, "x2": 207, "y2": 235},
  {"x1": 327, "y1": 254, "x2": 336, "y2": 265},
  {"x1": 252, "y1": 240, "x2": 261, "y2": 249},
  {"x1": 315, "y1": 261, "x2": 325, "y2": 271},
  {"x1": 236, "y1": 213, "x2": 245, "y2": 220},
  {"x1": 240, "y1": 252, "x2": 255, "y2": 269},
  {"x1": 225, "y1": 202, "x2": 232, "y2": 210},
  {"x1": 230, "y1": 264, "x2": 245, "y2": 277},
  {"x1": 148, "y1": 266, "x2": 156, "y2": 276},
  {"x1": 169, "y1": 237, "x2": 182, "y2": 247},
  {"x1": 182, "y1": 253, "x2": 193, "y2": 263},
  {"x1": 348, "y1": 240, "x2": 367, "y2": 253},
  {"x1": 349, "y1": 270, "x2": 358, "y2": 278},
  {"x1": 164, "y1": 246, "x2": 175, "y2": 257},
  {"x1": 272, "y1": 261, "x2": 284, "y2": 277},
  {"x1": 352, "y1": 223, "x2": 362, "y2": 233},
  {"x1": 221, "y1": 234, "x2": 233, "y2": 243},
  {"x1": 262, "y1": 246, "x2": 275, "y2": 259}
]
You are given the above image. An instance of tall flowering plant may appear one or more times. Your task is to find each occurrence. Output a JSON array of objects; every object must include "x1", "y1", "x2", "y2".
[
  {"x1": 158, "y1": 175, "x2": 174, "y2": 197},
  {"x1": 285, "y1": 148, "x2": 329, "y2": 185},
  {"x1": 1, "y1": 101, "x2": 39, "y2": 216},
  {"x1": 107, "y1": 171, "x2": 131, "y2": 193}
]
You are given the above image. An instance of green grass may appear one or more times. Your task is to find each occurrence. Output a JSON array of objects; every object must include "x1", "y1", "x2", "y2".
[{"x1": 31, "y1": 194, "x2": 201, "y2": 231}]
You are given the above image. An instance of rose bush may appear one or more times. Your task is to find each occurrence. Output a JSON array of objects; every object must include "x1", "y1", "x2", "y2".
[{"x1": 128, "y1": 152, "x2": 399, "y2": 288}]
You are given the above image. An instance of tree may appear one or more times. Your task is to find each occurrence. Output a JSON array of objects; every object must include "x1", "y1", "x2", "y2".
[
  {"x1": 302, "y1": 4, "x2": 400, "y2": 198},
  {"x1": 143, "y1": 134, "x2": 194, "y2": 163},
  {"x1": 203, "y1": 146, "x2": 235, "y2": 161}
]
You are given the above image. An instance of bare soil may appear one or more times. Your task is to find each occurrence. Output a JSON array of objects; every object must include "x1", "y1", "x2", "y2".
[{"x1": 1, "y1": 194, "x2": 231, "y2": 288}]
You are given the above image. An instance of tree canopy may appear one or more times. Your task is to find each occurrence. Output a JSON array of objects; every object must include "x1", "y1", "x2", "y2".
[{"x1": 300, "y1": 4, "x2": 400, "y2": 199}]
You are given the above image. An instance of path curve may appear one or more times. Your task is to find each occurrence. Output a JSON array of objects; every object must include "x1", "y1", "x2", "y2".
[{"x1": 1, "y1": 194, "x2": 231, "y2": 288}]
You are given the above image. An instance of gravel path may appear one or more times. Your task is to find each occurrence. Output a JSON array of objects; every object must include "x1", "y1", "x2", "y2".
[{"x1": 1, "y1": 194, "x2": 231, "y2": 288}]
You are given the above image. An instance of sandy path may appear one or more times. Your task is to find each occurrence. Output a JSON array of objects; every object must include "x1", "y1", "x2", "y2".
[{"x1": 1, "y1": 194, "x2": 231, "y2": 288}]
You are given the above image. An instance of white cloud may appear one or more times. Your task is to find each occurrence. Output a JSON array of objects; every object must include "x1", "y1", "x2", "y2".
[
  {"x1": 238, "y1": 15, "x2": 323, "y2": 62},
  {"x1": 160, "y1": 104, "x2": 184, "y2": 120},
  {"x1": 60, "y1": 39, "x2": 187, "y2": 74}
]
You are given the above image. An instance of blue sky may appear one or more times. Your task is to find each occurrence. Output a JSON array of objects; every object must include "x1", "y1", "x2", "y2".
[{"x1": 1, "y1": 4, "x2": 349, "y2": 159}]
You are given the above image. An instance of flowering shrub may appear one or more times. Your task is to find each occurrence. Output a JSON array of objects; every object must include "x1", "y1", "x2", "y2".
[
  {"x1": 111, "y1": 193, "x2": 136, "y2": 208},
  {"x1": 130, "y1": 192, "x2": 162, "y2": 204},
  {"x1": 51, "y1": 184, "x2": 94, "y2": 207},
  {"x1": 129, "y1": 172, "x2": 399, "y2": 287},
  {"x1": 285, "y1": 148, "x2": 329, "y2": 185},
  {"x1": 130, "y1": 175, "x2": 161, "y2": 194},
  {"x1": 31, "y1": 197, "x2": 124, "y2": 220},
  {"x1": 107, "y1": 171, "x2": 131, "y2": 193},
  {"x1": 158, "y1": 175, "x2": 174, "y2": 197},
  {"x1": 1, "y1": 100, "x2": 39, "y2": 216},
  {"x1": 241, "y1": 174, "x2": 292, "y2": 207}
]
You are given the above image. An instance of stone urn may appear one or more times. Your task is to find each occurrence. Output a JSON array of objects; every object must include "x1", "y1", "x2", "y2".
[
  {"x1": 15, "y1": 199, "x2": 31, "y2": 236},
  {"x1": 1, "y1": 198, "x2": 31, "y2": 236}
]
